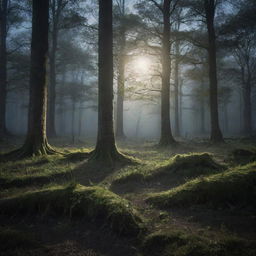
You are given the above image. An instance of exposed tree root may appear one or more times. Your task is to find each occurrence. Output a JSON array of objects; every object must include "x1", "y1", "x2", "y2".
[
  {"x1": 89, "y1": 144, "x2": 135, "y2": 166},
  {"x1": 158, "y1": 136, "x2": 177, "y2": 147},
  {"x1": 0, "y1": 140, "x2": 61, "y2": 162}
]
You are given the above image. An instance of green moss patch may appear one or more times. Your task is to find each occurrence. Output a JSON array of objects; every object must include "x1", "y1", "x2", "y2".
[
  {"x1": 0, "y1": 184, "x2": 143, "y2": 236},
  {"x1": 142, "y1": 231, "x2": 256, "y2": 256},
  {"x1": 112, "y1": 153, "x2": 223, "y2": 187},
  {"x1": 231, "y1": 148, "x2": 256, "y2": 165},
  {"x1": 146, "y1": 162, "x2": 256, "y2": 209}
]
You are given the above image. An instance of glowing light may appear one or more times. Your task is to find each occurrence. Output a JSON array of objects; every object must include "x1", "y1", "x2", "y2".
[{"x1": 133, "y1": 57, "x2": 151, "y2": 74}]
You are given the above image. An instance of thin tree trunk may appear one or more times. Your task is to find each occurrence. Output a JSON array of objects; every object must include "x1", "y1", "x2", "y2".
[
  {"x1": 71, "y1": 100, "x2": 75, "y2": 144},
  {"x1": 0, "y1": 0, "x2": 8, "y2": 137},
  {"x1": 91, "y1": 0, "x2": 127, "y2": 163},
  {"x1": 78, "y1": 101, "x2": 83, "y2": 138},
  {"x1": 243, "y1": 59, "x2": 252, "y2": 136},
  {"x1": 200, "y1": 80, "x2": 205, "y2": 134},
  {"x1": 116, "y1": 46, "x2": 126, "y2": 139},
  {"x1": 174, "y1": 40, "x2": 180, "y2": 137},
  {"x1": 116, "y1": 0, "x2": 126, "y2": 139},
  {"x1": 47, "y1": 0, "x2": 60, "y2": 137},
  {"x1": 243, "y1": 83, "x2": 252, "y2": 135},
  {"x1": 204, "y1": 0, "x2": 224, "y2": 143},
  {"x1": 159, "y1": 0, "x2": 175, "y2": 146},
  {"x1": 223, "y1": 103, "x2": 228, "y2": 133}
]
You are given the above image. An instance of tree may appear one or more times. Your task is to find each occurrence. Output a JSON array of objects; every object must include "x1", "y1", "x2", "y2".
[
  {"x1": 220, "y1": 0, "x2": 256, "y2": 135},
  {"x1": 47, "y1": 0, "x2": 86, "y2": 137},
  {"x1": 181, "y1": 0, "x2": 224, "y2": 142},
  {"x1": 115, "y1": 0, "x2": 127, "y2": 139},
  {"x1": 159, "y1": 0, "x2": 177, "y2": 145},
  {"x1": 204, "y1": 0, "x2": 223, "y2": 142},
  {"x1": 90, "y1": 0, "x2": 128, "y2": 163},
  {"x1": 139, "y1": 0, "x2": 178, "y2": 145},
  {"x1": 0, "y1": 0, "x2": 8, "y2": 137},
  {"x1": 4, "y1": 0, "x2": 56, "y2": 158}
]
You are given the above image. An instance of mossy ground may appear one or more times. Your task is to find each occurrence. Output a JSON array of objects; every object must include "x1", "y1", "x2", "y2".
[{"x1": 0, "y1": 137, "x2": 256, "y2": 255}]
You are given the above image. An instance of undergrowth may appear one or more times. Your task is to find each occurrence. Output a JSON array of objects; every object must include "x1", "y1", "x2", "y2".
[
  {"x1": 146, "y1": 162, "x2": 256, "y2": 209},
  {"x1": 112, "y1": 153, "x2": 223, "y2": 187},
  {"x1": 142, "y1": 230, "x2": 256, "y2": 256},
  {"x1": 0, "y1": 183, "x2": 143, "y2": 236}
]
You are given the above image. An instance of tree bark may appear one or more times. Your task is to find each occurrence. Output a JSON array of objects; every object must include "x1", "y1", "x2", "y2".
[
  {"x1": 116, "y1": 41, "x2": 126, "y2": 139},
  {"x1": 3, "y1": 0, "x2": 56, "y2": 158},
  {"x1": 200, "y1": 80, "x2": 206, "y2": 134},
  {"x1": 47, "y1": 0, "x2": 61, "y2": 137},
  {"x1": 116, "y1": 0, "x2": 126, "y2": 139},
  {"x1": 0, "y1": 0, "x2": 8, "y2": 137},
  {"x1": 159, "y1": 0, "x2": 176, "y2": 146},
  {"x1": 174, "y1": 40, "x2": 180, "y2": 137},
  {"x1": 243, "y1": 83, "x2": 252, "y2": 135},
  {"x1": 204, "y1": 0, "x2": 224, "y2": 143},
  {"x1": 91, "y1": 0, "x2": 127, "y2": 163}
]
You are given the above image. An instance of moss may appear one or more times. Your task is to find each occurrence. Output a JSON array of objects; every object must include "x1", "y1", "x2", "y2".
[
  {"x1": 112, "y1": 153, "x2": 223, "y2": 186},
  {"x1": 0, "y1": 184, "x2": 143, "y2": 236},
  {"x1": 0, "y1": 228, "x2": 39, "y2": 251},
  {"x1": 0, "y1": 155, "x2": 75, "y2": 190},
  {"x1": 142, "y1": 231, "x2": 256, "y2": 256},
  {"x1": 146, "y1": 162, "x2": 256, "y2": 209},
  {"x1": 231, "y1": 148, "x2": 256, "y2": 165}
]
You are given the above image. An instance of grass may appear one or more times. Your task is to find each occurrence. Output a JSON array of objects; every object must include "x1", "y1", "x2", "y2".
[
  {"x1": 1, "y1": 139, "x2": 256, "y2": 255},
  {"x1": 112, "y1": 153, "x2": 224, "y2": 187},
  {"x1": 142, "y1": 230, "x2": 256, "y2": 256},
  {"x1": 0, "y1": 183, "x2": 143, "y2": 236},
  {"x1": 0, "y1": 150, "x2": 92, "y2": 190},
  {"x1": 146, "y1": 162, "x2": 256, "y2": 209}
]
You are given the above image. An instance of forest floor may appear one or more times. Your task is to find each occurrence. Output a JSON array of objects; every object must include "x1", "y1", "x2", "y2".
[{"x1": 0, "y1": 137, "x2": 256, "y2": 256}]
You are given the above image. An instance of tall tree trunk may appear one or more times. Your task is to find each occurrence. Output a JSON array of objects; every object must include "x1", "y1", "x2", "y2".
[
  {"x1": 223, "y1": 103, "x2": 228, "y2": 133},
  {"x1": 0, "y1": 0, "x2": 8, "y2": 137},
  {"x1": 47, "y1": 0, "x2": 60, "y2": 137},
  {"x1": 3, "y1": 0, "x2": 56, "y2": 158},
  {"x1": 116, "y1": 43, "x2": 126, "y2": 139},
  {"x1": 159, "y1": 0, "x2": 175, "y2": 146},
  {"x1": 174, "y1": 40, "x2": 180, "y2": 137},
  {"x1": 71, "y1": 100, "x2": 75, "y2": 144},
  {"x1": 200, "y1": 80, "x2": 205, "y2": 134},
  {"x1": 204, "y1": 0, "x2": 224, "y2": 143},
  {"x1": 91, "y1": 0, "x2": 127, "y2": 163},
  {"x1": 243, "y1": 59, "x2": 252, "y2": 136},
  {"x1": 243, "y1": 83, "x2": 252, "y2": 135},
  {"x1": 116, "y1": 0, "x2": 126, "y2": 139},
  {"x1": 78, "y1": 101, "x2": 83, "y2": 137}
]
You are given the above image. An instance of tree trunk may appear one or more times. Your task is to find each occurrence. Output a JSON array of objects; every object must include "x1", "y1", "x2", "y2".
[
  {"x1": 200, "y1": 80, "x2": 206, "y2": 134},
  {"x1": 47, "y1": 0, "x2": 60, "y2": 138},
  {"x1": 4, "y1": 0, "x2": 56, "y2": 158},
  {"x1": 174, "y1": 40, "x2": 180, "y2": 137},
  {"x1": 0, "y1": 0, "x2": 8, "y2": 137},
  {"x1": 204, "y1": 0, "x2": 224, "y2": 143},
  {"x1": 159, "y1": 0, "x2": 175, "y2": 146},
  {"x1": 116, "y1": 1, "x2": 126, "y2": 139},
  {"x1": 71, "y1": 100, "x2": 75, "y2": 144},
  {"x1": 116, "y1": 42, "x2": 126, "y2": 139},
  {"x1": 91, "y1": 0, "x2": 127, "y2": 163},
  {"x1": 78, "y1": 101, "x2": 83, "y2": 138},
  {"x1": 243, "y1": 83, "x2": 252, "y2": 135}
]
